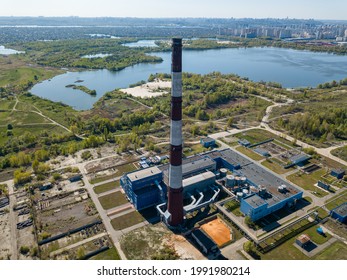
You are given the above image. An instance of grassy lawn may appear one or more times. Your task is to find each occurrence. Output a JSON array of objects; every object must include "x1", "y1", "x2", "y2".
[
  {"x1": 0, "y1": 110, "x2": 50, "y2": 126},
  {"x1": 287, "y1": 169, "x2": 329, "y2": 197},
  {"x1": 183, "y1": 144, "x2": 208, "y2": 157},
  {"x1": 90, "y1": 174, "x2": 116, "y2": 184},
  {"x1": 323, "y1": 219, "x2": 347, "y2": 240},
  {"x1": 235, "y1": 129, "x2": 275, "y2": 144},
  {"x1": 313, "y1": 242, "x2": 347, "y2": 260},
  {"x1": 235, "y1": 129, "x2": 295, "y2": 147},
  {"x1": 261, "y1": 159, "x2": 288, "y2": 174},
  {"x1": 258, "y1": 235, "x2": 309, "y2": 260},
  {"x1": 98, "y1": 191, "x2": 128, "y2": 210},
  {"x1": 331, "y1": 146, "x2": 347, "y2": 162},
  {"x1": 116, "y1": 163, "x2": 137, "y2": 174},
  {"x1": 325, "y1": 190, "x2": 347, "y2": 210},
  {"x1": 0, "y1": 99, "x2": 15, "y2": 110},
  {"x1": 0, "y1": 66, "x2": 63, "y2": 87},
  {"x1": 111, "y1": 211, "x2": 145, "y2": 231},
  {"x1": 90, "y1": 247, "x2": 121, "y2": 260},
  {"x1": 302, "y1": 226, "x2": 332, "y2": 245},
  {"x1": 93, "y1": 180, "x2": 120, "y2": 194},
  {"x1": 236, "y1": 146, "x2": 263, "y2": 161}
]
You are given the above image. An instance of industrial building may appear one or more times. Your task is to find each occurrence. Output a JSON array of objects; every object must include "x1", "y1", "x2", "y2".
[
  {"x1": 121, "y1": 148, "x2": 303, "y2": 222},
  {"x1": 200, "y1": 137, "x2": 216, "y2": 148},
  {"x1": 121, "y1": 167, "x2": 166, "y2": 211},
  {"x1": 331, "y1": 169, "x2": 345, "y2": 180},
  {"x1": 330, "y1": 203, "x2": 347, "y2": 224}
]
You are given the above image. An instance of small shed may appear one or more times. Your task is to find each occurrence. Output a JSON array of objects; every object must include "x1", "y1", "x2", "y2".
[
  {"x1": 253, "y1": 148, "x2": 270, "y2": 157},
  {"x1": 331, "y1": 169, "x2": 345, "y2": 179},
  {"x1": 238, "y1": 139, "x2": 251, "y2": 147},
  {"x1": 200, "y1": 137, "x2": 216, "y2": 148},
  {"x1": 296, "y1": 234, "x2": 311, "y2": 248}
]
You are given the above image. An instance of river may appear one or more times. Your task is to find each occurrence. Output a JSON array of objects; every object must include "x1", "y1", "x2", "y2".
[{"x1": 30, "y1": 47, "x2": 347, "y2": 110}]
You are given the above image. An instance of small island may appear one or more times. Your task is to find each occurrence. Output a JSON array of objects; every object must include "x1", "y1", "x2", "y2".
[{"x1": 65, "y1": 84, "x2": 97, "y2": 96}]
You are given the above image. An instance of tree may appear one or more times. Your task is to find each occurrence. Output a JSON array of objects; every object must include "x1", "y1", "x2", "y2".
[
  {"x1": 7, "y1": 123, "x2": 13, "y2": 130},
  {"x1": 32, "y1": 159, "x2": 39, "y2": 174},
  {"x1": 227, "y1": 117, "x2": 234, "y2": 128}
]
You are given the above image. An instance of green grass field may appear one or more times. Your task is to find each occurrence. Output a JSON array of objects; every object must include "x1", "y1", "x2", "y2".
[
  {"x1": 93, "y1": 180, "x2": 120, "y2": 194},
  {"x1": 236, "y1": 146, "x2": 263, "y2": 161},
  {"x1": 235, "y1": 129, "x2": 295, "y2": 147},
  {"x1": 90, "y1": 247, "x2": 121, "y2": 260},
  {"x1": 325, "y1": 190, "x2": 347, "y2": 210},
  {"x1": 331, "y1": 146, "x2": 347, "y2": 162},
  {"x1": 302, "y1": 226, "x2": 332, "y2": 245},
  {"x1": 287, "y1": 169, "x2": 329, "y2": 197},
  {"x1": 111, "y1": 211, "x2": 144, "y2": 231},
  {"x1": 0, "y1": 110, "x2": 50, "y2": 126},
  {"x1": 313, "y1": 242, "x2": 347, "y2": 260},
  {"x1": 98, "y1": 191, "x2": 128, "y2": 210},
  {"x1": 261, "y1": 159, "x2": 289, "y2": 174},
  {"x1": 0, "y1": 99, "x2": 15, "y2": 110}
]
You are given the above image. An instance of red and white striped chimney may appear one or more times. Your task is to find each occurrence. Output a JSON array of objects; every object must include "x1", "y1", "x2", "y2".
[{"x1": 167, "y1": 38, "x2": 184, "y2": 226}]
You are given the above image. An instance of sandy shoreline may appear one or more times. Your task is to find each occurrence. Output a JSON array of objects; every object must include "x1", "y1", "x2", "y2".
[{"x1": 120, "y1": 79, "x2": 171, "y2": 98}]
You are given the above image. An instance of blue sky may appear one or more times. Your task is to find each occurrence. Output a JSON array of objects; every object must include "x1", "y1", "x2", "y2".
[{"x1": 1, "y1": 0, "x2": 346, "y2": 20}]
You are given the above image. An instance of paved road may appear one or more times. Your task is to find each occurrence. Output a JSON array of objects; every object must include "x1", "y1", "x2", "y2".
[
  {"x1": 79, "y1": 167, "x2": 127, "y2": 260},
  {"x1": 221, "y1": 237, "x2": 249, "y2": 260}
]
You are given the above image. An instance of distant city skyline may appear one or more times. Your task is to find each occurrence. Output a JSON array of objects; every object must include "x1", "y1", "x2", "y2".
[{"x1": 1, "y1": 0, "x2": 347, "y2": 20}]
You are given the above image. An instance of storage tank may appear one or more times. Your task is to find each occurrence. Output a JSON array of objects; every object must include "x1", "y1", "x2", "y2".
[
  {"x1": 219, "y1": 168, "x2": 228, "y2": 178},
  {"x1": 240, "y1": 176, "x2": 247, "y2": 186},
  {"x1": 250, "y1": 186, "x2": 258, "y2": 193},
  {"x1": 236, "y1": 192, "x2": 244, "y2": 199},
  {"x1": 242, "y1": 189, "x2": 249, "y2": 196},
  {"x1": 234, "y1": 176, "x2": 241, "y2": 186},
  {"x1": 226, "y1": 175, "x2": 235, "y2": 187}
]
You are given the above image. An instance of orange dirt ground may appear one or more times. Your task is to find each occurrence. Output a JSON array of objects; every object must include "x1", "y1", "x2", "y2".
[{"x1": 201, "y1": 218, "x2": 231, "y2": 246}]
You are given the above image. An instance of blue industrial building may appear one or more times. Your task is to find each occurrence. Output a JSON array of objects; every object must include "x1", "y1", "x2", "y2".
[
  {"x1": 317, "y1": 181, "x2": 330, "y2": 191},
  {"x1": 331, "y1": 169, "x2": 345, "y2": 179},
  {"x1": 121, "y1": 167, "x2": 166, "y2": 211},
  {"x1": 121, "y1": 148, "x2": 304, "y2": 221},
  {"x1": 330, "y1": 203, "x2": 347, "y2": 224},
  {"x1": 240, "y1": 189, "x2": 303, "y2": 221},
  {"x1": 200, "y1": 137, "x2": 216, "y2": 148},
  {"x1": 208, "y1": 149, "x2": 303, "y2": 221}
]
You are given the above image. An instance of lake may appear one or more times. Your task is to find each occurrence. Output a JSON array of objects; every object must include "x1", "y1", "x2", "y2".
[{"x1": 31, "y1": 47, "x2": 347, "y2": 110}]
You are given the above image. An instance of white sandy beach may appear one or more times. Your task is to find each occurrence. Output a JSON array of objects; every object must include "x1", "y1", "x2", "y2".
[{"x1": 120, "y1": 79, "x2": 171, "y2": 98}]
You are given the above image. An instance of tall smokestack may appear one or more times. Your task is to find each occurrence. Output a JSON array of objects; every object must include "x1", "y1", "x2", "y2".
[{"x1": 167, "y1": 38, "x2": 184, "y2": 226}]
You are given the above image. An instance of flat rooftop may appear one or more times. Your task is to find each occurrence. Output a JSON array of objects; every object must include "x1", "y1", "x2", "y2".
[
  {"x1": 213, "y1": 149, "x2": 302, "y2": 206},
  {"x1": 332, "y1": 203, "x2": 347, "y2": 217},
  {"x1": 127, "y1": 166, "x2": 162, "y2": 183},
  {"x1": 183, "y1": 171, "x2": 215, "y2": 188},
  {"x1": 160, "y1": 155, "x2": 216, "y2": 185}
]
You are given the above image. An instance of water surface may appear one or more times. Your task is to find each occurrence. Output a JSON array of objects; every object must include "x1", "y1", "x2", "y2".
[{"x1": 31, "y1": 47, "x2": 347, "y2": 110}]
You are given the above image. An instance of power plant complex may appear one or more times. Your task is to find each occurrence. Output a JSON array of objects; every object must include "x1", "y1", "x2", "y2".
[{"x1": 120, "y1": 38, "x2": 303, "y2": 227}]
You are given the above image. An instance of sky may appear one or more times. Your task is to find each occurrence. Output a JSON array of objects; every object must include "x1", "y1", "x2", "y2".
[{"x1": 1, "y1": 0, "x2": 346, "y2": 20}]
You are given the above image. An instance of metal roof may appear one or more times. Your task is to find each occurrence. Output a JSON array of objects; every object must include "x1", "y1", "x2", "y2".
[
  {"x1": 183, "y1": 171, "x2": 215, "y2": 188},
  {"x1": 332, "y1": 202, "x2": 347, "y2": 217},
  {"x1": 127, "y1": 166, "x2": 162, "y2": 182}
]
